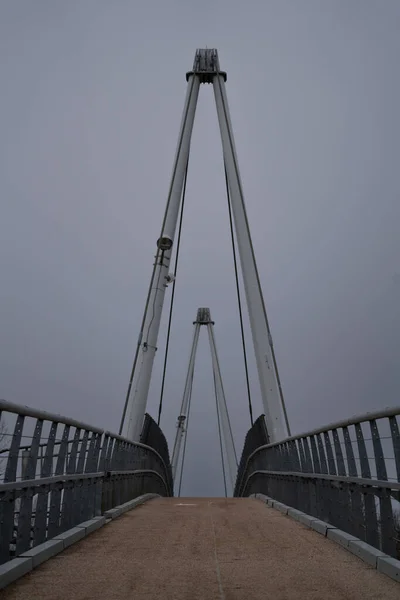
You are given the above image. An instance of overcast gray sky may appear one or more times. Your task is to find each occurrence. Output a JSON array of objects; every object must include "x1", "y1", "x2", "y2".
[{"x1": 1, "y1": 1, "x2": 399, "y2": 495}]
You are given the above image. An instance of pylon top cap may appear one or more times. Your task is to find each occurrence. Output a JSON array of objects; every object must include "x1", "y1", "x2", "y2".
[{"x1": 186, "y1": 49, "x2": 227, "y2": 83}]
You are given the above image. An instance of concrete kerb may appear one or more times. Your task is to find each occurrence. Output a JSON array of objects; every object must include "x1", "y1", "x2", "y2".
[
  {"x1": 377, "y1": 556, "x2": 400, "y2": 583},
  {"x1": 76, "y1": 516, "x2": 106, "y2": 534},
  {"x1": 310, "y1": 518, "x2": 336, "y2": 536},
  {"x1": 0, "y1": 493, "x2": 160, "y2": 591},
  {"x1": 254, "y1": 495, "x2": 400, "y2": 585},
  {"x1": 54, "y1": 526, "x2": 86, "y2": 548},
  {"x1": 0, "y1": 558, "x2": 33, "y2": 591},
  {"x1": 254, "y1": 493, "x2": 275, "y2": 508},
  {"x1": 287, "y1": 507, "x2": 312, "y2": 525},
  {"x1": 348, "y1": 540, "x2": 386, "y2": 568},
  {"x1": 20, "y1": 539, "x2": 64, "y2": 568},
  {"x1": 103, "y1": 506, "x2": 123, "y2": 520},
  {"x1": 327, "y1": 528, "x2": 358, "y2": 549},
  {"x1": 274, "y1": 501, "x2": 289, "y2": 515}
]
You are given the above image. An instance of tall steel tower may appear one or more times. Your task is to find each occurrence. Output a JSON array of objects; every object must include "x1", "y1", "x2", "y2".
[{"x1": 120, "y1": 49, "x2": 290, "y2": 444}]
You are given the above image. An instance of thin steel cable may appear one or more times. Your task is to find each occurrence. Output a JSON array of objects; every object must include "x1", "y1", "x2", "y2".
[
  {"x1": 157, "y1": 157, "x2": 190, "y2": 425},
  {"x1": 224, "y1": 163, "x2": 253, "y2": 427},
  {"x1": 178, "y1": 368, "x2": 195, "y2": 497},
  {"x1": 213, "y1": 370, "x2": 228, "y2": 497}
]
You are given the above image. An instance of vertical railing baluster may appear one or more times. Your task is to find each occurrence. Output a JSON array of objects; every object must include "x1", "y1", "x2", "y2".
[
  {"x1": 105, "y1": 436, "x2": 114, "y2": 473},
  {"x1": 316, "y1": 433, "x2": 328, "y2": 474},
  {"x1": 48, "y1": 424, "x2": 70, "y2": 539},
  {"x1": 33, "y1": 422, "x2": 57, "y2": 546},
  {"x1": 331, "y1": 430, "x2": 350, "y2": 537},
  {"x1": 75, "y1": 430, "x2": 89, "y2": 525},
  {"x1": 81, "y1": 432, "x2": 97, "y2": 520},
  {"x1": 315, "y1": 434, "x2": 327, "y2": 519},
  {"x1": 370, "y1": 419, "x2": 394, "y2": 554},
  {"x1": 4, "y1": 415, "x2": 25, "y2": 483},
  {"x1": 98, "y1": 434, "x2": 109, "y2": 473},
  {"x1": 355, "y1": 423, "x2": 379, "y2": 548},
  {"x1": 343, "y1": 426, "x2": 357, "y2": 476},
  {"x1": 0, "y1": 414, "x2": 24, "y2": 564},
  {"x1": 389, "y1": 416, "x2": 400, "y2": 483},
  {"x1": 97, "y1": 433, "x2": 109, "y2": 515},
  {"x1": 16, "y1": 418, "x2": 44, "y2": 555},
  {"x1": 67, "y1": 429, "x2": 81, "y2": 475},
  {"x1": 380, "y1": 487, "x2": 396, "y2": 556},
  {"x1": 310, "y1": 436, "x2": 321, "y2": 474},
  {"x1": 76, "y1": 431, "x2": 89, "y2": 474},
  {"x1": 80, "y1": 430, "x2": 92, "y2": 522},
  {"x1": 277, "y1": 444, "x2": 286, "y2": 471},
  {"x1": 288, "y1": 440, "x2": 300, "y2": 472},
  {"x1": 342, "y1": 426, "x2": 362, "y2": 538},
  {"x1": 370, "y1": 420, "x2": 387, "y2": 481},
  {"x1": 102, "y1": 436, "x2": 114, "y2": 512},
  {"x1": 323, "y1": 431, "x2": 336, "y2": 475},
  {"x1": 301, "y1": 438, "x2": 313, "y2": 472},
  {"x1": 61, "y1": 428, "x2": 80, "y2": 532},
  {"x1": 86, "y1": 432, "x2": 102, "y2": 518},
  {"x1": 297, "y1": 439, "x2": 306, "y2": 472},
  {"x1": 332, "y1": 429, "x2": 346, "y2": 476}
]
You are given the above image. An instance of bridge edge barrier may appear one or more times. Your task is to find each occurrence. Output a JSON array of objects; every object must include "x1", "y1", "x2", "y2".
[
  {"x1": 254, "y1": 494, "x2": 400, "y2": 585},
  {"x1": 0, "y1": 493, "x2": 160, "y2": 591}
]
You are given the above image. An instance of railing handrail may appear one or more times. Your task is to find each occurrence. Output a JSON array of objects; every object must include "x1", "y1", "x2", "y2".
[
  {"x1": 280, "y1": 405, "x2": 400, "y2": 442},
  {"x1": 0, "y1": 398, "x2": 172, "y2": 496},
  {"x1": 0, "y1": 468, "x2": 169, "y2": 494},
  {"x1": 236, "y1": 405, "x2": 400, "y2": 496},
  {"x1": 0, "y1": 471, "x2": 105, "y2": 492},
  {"x1": 0, "y1": 399, "x2": 104, "y2": 434},
  {"x1": 240, "y1": 469, "x2": 400, "y2": 496}
]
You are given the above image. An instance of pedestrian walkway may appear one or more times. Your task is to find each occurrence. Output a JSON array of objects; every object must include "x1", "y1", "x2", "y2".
[{"x1": 3, "y1": 497, "x2": 399, "y2": 599}]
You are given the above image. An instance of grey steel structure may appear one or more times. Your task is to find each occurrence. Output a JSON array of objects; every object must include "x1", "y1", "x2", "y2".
[
  {"x1": 2, "y1": 398, "x2": 400, "y2": 565},
  {"x1": 235, "y1": 407, "x2": 400, "y2": 559},
  {"x1": 0, "y1": 400, "x2": 172, "y2": 565},
  {"x1": 171, "y1": 308, "x2": 238, "y2": 495},
  {"x1": 121, "y1": 49, "x2": 289, "y2": 444},
  {"x1": 1, "y1": 49, "x2": 399, "y2": 573}
]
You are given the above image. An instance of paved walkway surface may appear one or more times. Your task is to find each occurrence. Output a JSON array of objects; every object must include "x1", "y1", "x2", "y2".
[{"x1": 3, "y1": 497, "x2": 399, "y2": 599}]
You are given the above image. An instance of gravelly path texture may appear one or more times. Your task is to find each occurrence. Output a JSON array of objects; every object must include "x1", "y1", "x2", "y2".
[{"x1": 3, "y1": 497, "x2": 399, "y2": 599}]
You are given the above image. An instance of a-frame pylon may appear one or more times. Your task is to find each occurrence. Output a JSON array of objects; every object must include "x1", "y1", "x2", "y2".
[
  {"x1": 121, "y1": 49, "x2": 290, "y2": 444},
  {"x1": 171, "y1": 308, "x2": 238, "y2": 494}
]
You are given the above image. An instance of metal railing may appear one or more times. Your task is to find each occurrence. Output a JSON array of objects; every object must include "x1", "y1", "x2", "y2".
[
  {"x1": 235, "y1": 407, "x2": 400, "y2": 559},
  {"x1": 140, "y1": 413, "x2": 173, "y2": 493},
  {"x1": 0, "y1": 400, "x2": 172, "y2": 565}
]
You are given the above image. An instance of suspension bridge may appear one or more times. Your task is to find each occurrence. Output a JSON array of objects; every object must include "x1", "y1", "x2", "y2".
[{"x1": 0, "y1": 50, "x2": 399, "y2": 598}]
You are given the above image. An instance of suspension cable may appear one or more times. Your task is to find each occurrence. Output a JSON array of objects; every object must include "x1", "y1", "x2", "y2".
[
  {"x1": 157, "y1": 156, "x2": 190, "y2": 425},
  {"x1": 213, "y1": 371, "x2": 228, "y2": 497},
  {"x1": 224, "y1": 164, "x2": 254, "y2": 426},
  {"x1": 177, "y1": 366, "x2": 194, "y2": 497}
]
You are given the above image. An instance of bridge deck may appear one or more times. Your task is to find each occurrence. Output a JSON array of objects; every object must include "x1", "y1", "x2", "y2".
[{"x1": 3, "y1": 497, "x2": 399, "y2": 599}]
